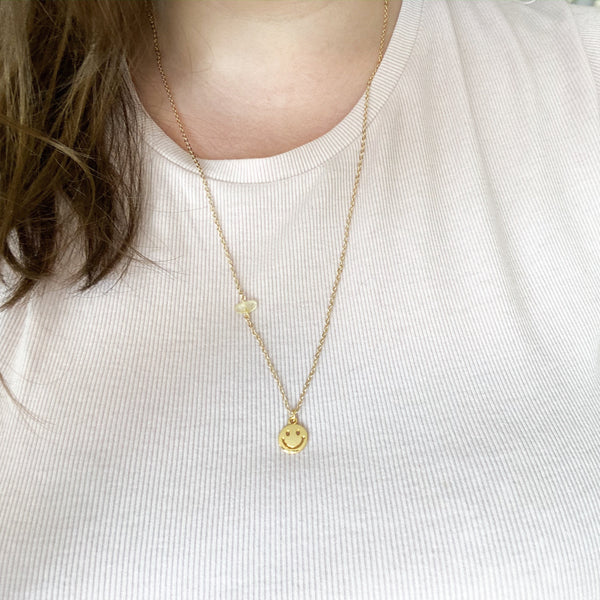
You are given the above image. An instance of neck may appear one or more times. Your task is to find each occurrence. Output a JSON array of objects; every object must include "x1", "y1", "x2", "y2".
[
  {"x1": 151, "y1": 0, "x2": 396, "y2": 82},
  {"x1": 133, "y1": 0, "x2": 402, "y2": 159}
]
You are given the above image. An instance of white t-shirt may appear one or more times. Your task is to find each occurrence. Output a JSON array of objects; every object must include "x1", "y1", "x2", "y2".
[{"x1": 2, "y1": 0, "x2": 600, "y2": 598}]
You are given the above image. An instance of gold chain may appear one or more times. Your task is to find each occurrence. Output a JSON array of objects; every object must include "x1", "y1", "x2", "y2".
[{"x1": 145, "y1": 0, "x2": 389, "y2": 449}]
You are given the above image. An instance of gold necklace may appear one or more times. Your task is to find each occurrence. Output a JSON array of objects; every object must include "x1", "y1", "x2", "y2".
[{"x1": 145, "y1": 0, "x2": 389, "y2": 454}]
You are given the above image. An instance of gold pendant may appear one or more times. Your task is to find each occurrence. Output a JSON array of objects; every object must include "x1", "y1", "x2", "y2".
[{"x1": 278, "y1": 417, "x2": 308, "y2": 454}]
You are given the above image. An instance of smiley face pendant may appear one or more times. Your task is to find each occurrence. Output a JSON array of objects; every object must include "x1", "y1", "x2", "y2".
[{"x1": 278, "y1": 418, "x2": 308, "y2": 454}]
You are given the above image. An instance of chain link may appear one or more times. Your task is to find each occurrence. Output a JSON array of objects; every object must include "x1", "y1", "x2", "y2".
[{"x1": 144, "y1": 0, "x2": 389, "y2": 422}]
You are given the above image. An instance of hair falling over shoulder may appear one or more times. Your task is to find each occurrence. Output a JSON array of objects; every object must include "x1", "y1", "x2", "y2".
[
  {"x1": 0, "y1": 0, "x2": 159, "y2": 408},
  {"x1": 0, "y1": 0, "x2": 158, "y2": 313}
]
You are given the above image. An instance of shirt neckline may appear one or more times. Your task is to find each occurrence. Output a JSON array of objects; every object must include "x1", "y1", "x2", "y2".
[{"x1": 124, "y1": 0, "x2": 424, "y2": 184}]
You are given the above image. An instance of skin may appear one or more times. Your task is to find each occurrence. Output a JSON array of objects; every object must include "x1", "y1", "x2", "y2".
[{"x1": 132, "y1": 0, "x2": 403, "y2": 160}]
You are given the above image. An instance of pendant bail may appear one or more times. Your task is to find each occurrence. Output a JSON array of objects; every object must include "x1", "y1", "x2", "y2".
[{"x1": 288, "y1": 413, "x2": 298, "y2": 425}]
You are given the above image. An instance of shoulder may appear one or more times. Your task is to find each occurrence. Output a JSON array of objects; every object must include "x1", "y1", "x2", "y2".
[
  {"x1": 568, "y1": 0, "x2": 600, "y2": 31},
  {"x1": 568, "y1": 2, "x2": 600, "y2": 81},
  {"x1": 448, "y1": 0, "x2": 598, "y2": 32},
  {"x1": 441, "y1": 0, "x2": 598, "y2": 48},
  {"x1": 443, "y1": 0, "x2": 600, "y2": 106}
]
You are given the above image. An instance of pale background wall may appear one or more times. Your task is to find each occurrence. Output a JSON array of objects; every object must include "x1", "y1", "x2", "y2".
[{"x1": 567, "y1": 0, "x2": 600, "y2": 7}]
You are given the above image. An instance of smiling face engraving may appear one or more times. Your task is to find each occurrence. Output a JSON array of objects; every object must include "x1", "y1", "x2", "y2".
[{"x1": 278, "y1": 423, "x2": 308, "y2": 453}]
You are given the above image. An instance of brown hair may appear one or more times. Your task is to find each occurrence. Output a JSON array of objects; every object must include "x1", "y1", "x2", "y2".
[{"x1": 0, "y1": 0, "x2": 154, "y2": 407}]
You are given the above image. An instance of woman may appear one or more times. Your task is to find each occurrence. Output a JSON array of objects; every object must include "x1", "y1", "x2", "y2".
[{"x1": 1, "y1": 0, "x2": 600, "y2": 597}]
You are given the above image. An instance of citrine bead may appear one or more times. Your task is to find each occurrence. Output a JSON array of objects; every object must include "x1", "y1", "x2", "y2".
[{"x1": 235, "y1": 299, "x2": 257, "y2": 314}]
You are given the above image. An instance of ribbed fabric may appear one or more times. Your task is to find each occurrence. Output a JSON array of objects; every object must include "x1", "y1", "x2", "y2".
[{"x1": 2, "y1": 0, "x2": 600, "y2": 598}]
